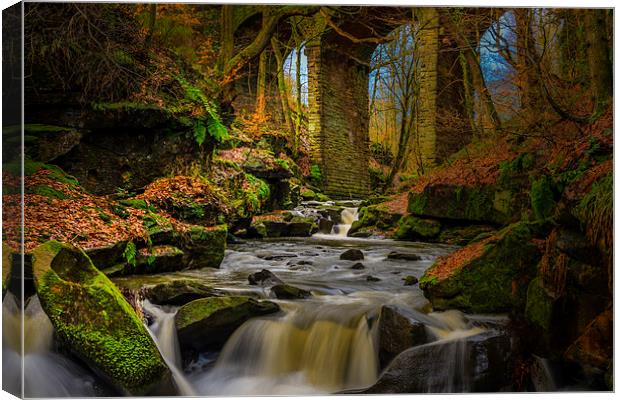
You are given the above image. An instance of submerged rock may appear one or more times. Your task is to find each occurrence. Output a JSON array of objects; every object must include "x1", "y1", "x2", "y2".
[
  {"x1": 271, "y1": 284, "x2": 312, "y2": 299},
  {"x1": 31, "y1": 241, "x2": 169, "y2": 395},
  {"x1": 361, "y1": 330, "x2": 513, "y2": 393},
  {"x1": 402, "y1": 275, "x2": 419, "y2": 286},
  {"x1": 175, "y1": 296, "x2": 279, "y2": 351},
  {"x1": 366, "y1": 275, "x2": 381, "y2": 282},
  {"x1": 248, "y1": 269, "x2": 283, "y2": 286},
  {"x1": 386, "y1": 251, "x2": 421, "y2": 261},
  {"x1": 351, "y1": 262, "x2": 366, "y2": 270},
  {"x1": 340, "y1": 249, "x2": 364, "y2": 261}
]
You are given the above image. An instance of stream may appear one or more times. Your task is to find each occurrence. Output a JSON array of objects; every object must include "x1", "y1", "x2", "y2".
[{"x1": 1, "y1": 206, "x2": 542, "y2": 395}]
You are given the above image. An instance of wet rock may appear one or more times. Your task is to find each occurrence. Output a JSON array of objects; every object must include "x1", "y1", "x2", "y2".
[
  {"x1": 23, "y1": 124, "x2": 83, "y2": 162},
  {"x1": 348, "y1": 206, "x2": 401, "y2": 237},
  {"x1": 248, "y1": 269, "x2": 283, "y2": 286},
  {"x1": 421, "y1": 221, "x2": 548, "y2": 313},
  {"x1": 260, "y1": 253, "x2": 297, "y2": 261},
  {"x1": 32, "y1": 241, "x2": 169, "y2": 395},
  {"x1": 340, "y1": 249, "x2": 364, "y2": 261},
  {"x1": 271, "y1": 284, "x2": 312, "y2": 299},
  {"x1": 394, "y1": 216, "x2": 441, "y2": 240},
  {"x1": 287, "y1": 260, "x2": 313, "y2": 266},
  {"x1": 378, "y1": 305, "x2": 428, "y2": 368},
  {"x1": 351, "y1": 262, "x2": 366, "y2": 270},
  {"x1": 287, "y1": 221, "x2": 316, "y2": 237},
  {"x1": 175, "y1": 296, "x2": 279, "y2": 351},
  {"x1": 113, "y1": 276, "x2": 221, "y2": 306},
  {"x1": 134, "y1": 246, "x2": 184, "y2": 273},
  {"x1": 350, "y1": 231, "x2": 373, "y2": 238},
  {"x1": 402, "y1": 275, "x2": 418, "y2": 286},
  {"x1": 318, "y1": 218, "x2": 335, "y2": 234},
  {"x1": 360, "y1": 330, "x2": 513, "y2": 393},
  {"x1": 555, "y1": 228, "x2": 598, "y2": 265},
  {"x1": 386, "y1": 251, "x2": 421, "y2": 261},
  {"x1": 366, "y1": 275, "x2": 381, "y2": 282}
]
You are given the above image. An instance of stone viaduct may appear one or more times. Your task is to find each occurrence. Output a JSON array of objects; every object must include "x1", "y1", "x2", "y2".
[{"x1": 232, "y1": 6, "x2": 478, "y2": 198}]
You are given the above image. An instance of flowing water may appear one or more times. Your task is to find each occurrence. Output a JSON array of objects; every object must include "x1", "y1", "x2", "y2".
[
  {"x1": 2, "y1": 206, "x2": 512, "y2": 396},
  {"x1": 2, "y1": 294, "x2": 98, "y2": 397}
]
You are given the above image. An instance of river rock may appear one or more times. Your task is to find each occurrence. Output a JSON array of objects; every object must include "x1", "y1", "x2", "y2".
[
  {"x1": 340, "y1": 249, "x2": 364, "y2": 261},
  {"x1": 393, "y1": 216, "x2": 441, "y2": 240},
  {"x1": 378, "y1": 305, "x2": 428, "y2": 367},
  {"x1": 182, "y1": 224, "x2": 227, "y2": 269},
  {"x1": 366, "y1": 275, "x2": 381, "y2": 282},
  {"x1": 271, "y1": 284, "x2": 312, "y2": 299},
  {"x1": 31, "y1": 241, "x2": 169, "y2": 395},
  {"x1": 420, "y1": 221, "x2": 548, "y2": 313},
  {"x1": 386, "y1": 251, "x2": 421, "y2": 261},
  {"x1": 360, "y1": 330, "x2": 513, "y2": 393},
  {"x1": 175, "y1": 296, "x2": 280, "y2": 351},
  {"x1": 248, "y1": 269, "x2": 283, "y2": 286},
  {"x1": 112, "y1": 275, "x2": 221, "y2": 306},
  {"x1": 318, "y1": 218, "x2": 335, "y2": 234},
  {"x1": 348, "y1": 205, "x2": 401, "y2": 237},
  {"x1": 402, "y1": 275, "x2": 418, "y2": 285},
  {"x1": 351, "y1": 262, "x2": 366, "y2": 270}
]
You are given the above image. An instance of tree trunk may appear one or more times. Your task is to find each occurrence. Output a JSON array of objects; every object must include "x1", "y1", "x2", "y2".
[
  {"x1": 144, "y1": 4, "x2": 157, "y2": 51},
  {"x1": 583, "y1": 9, "x2": 612, "y2": 104},
  {"x1": 271, "y1": 37, "x2": 296, "y2": 140}
]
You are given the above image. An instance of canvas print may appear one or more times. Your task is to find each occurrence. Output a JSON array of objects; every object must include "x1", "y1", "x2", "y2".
[{"x1": 1, "y1": 2, "x2": 614, "y2": 397}]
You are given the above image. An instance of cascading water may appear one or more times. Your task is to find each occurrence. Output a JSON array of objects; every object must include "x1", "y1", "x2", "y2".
[
  {"x1": 331, "y1": 207, "x2": 359, "y2": 236},
  {"x1": 2, "y1": 294, "x2": 97, "y2": 397},
  {"x1": 189, "y1": 299, "x2": 379, "y2": 395},
  {"x1": 142, "y1": 300, "x2": 196, "y2": 396}
]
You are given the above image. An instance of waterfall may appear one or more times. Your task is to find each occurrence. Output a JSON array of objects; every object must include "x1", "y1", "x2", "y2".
[
  {"x1": 191, "y1": 301, "x2": 379, "y2": 395},
  {"x1": 2, "y1": 294, "x2": 97, "y2": 397},
  {"x1": 331, "y1": 207, "x2": 359, "y2": 236},
  {"x1": 142, "y1": 300, "x2": 196, "y2": 396}
]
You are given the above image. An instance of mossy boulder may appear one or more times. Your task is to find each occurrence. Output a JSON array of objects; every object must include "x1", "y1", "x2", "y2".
[
  {"x1": 31, "y1": 241, "x2": 169, "y2": 395},
  {"x1": 22, "y1": 124, "x2": 83, "y2": 163},
  {"x1": 106, "y1": 246, "x2": 185, "y2": 275},
  {"x1": 377, "y1": 305, "x2": 428, "y2": 368},
  {"x1": 248, "y1": 216, "x2": 316, "y2": 238},
  {"x1": 348, "y1": 206, "x2": 401, "y2": 237},
  {"x1": 182, "y1": 224, "x2": 227, "y2": 269},
  {"x1": 112, "y1": 275, "x2": 220, "y2": 306},
  {"x1": 175, "y1": 296, "x2": 280, "y2": 351},
  {"x1": 420, "y1": 222, "x2": 547, "y2": 313},
  {"x1": 3, "y1": 242, "x2": 12, "y2": 298},
  {"x1": 84, "y1": 240, "x2": 129, "y2": 270},
  {"x1": 393, "y1": 215, "x2": 441, "y2": 240},
  {"x1": 408, "y1": 183, "x2": 529, "y2": 225}
]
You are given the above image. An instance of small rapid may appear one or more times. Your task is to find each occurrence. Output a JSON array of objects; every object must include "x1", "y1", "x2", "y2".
[{"x1": 331, "y1": 207, "x2": 359, "y2": 236}]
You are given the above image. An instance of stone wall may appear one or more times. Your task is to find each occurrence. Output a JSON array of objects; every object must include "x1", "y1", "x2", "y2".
[{"x1": 306, "y1": 41, "x2": 371, "y2": 199}]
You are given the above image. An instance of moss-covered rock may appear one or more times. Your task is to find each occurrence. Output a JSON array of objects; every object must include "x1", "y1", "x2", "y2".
[
  {"x1": 31, "y1": 241, "x2": 169, "y2": 395},
  {"x1": 394, "y1": 215, "x2": 441, "y2": 240},
  {"x1": 420, "y1": 221, "x2": 547, "y2": 313},
  {"x1": 182, "y1": 224, "x2": 227, "y2": 269},
  {"x1": 112, "y1": 275, "x2": 220, "y2": 306},
  {"x1": 408, "y1": 183, "x2": 529, "y2": 225},
  {"x1": 347, "y1": 205, "x2": 401, "y2": 237},
  {"x1": 175, "y1": 296, "x2": 279, "y2": 351},
  {"x1": 3, "y1": 242, "x2": 12, "y2": 298},
  {"x1": 248, "y1": 215, "x2": 316, "y2": 238}
]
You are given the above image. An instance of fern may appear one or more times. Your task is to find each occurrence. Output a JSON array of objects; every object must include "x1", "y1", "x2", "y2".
[
  {"x1": 123, "y1": 241, "x2": 137, "y2": 267},
  {"x1": 193, "y1": 121, "x2": 207, "y2": 146}
]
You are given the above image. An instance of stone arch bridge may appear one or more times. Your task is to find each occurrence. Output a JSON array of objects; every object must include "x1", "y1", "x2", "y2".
[{"x1": 233, "y1": 6, "x2": 488, "y2": 198}]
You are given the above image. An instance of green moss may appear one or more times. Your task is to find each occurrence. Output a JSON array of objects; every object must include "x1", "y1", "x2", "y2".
[
  {"x1": 407, "y1": 192, "x2": 427, "y2": 215},
  {"x1": 525, "y1": 277, "x2": 554, "y2": 331},
  {"x1": 119, "y1": 199, "x2": 156, "y2": 212},
  {"x1": 3, "y1": 160, "x2": 80, "y2": 185},
  {"x1": 309, "y1": 164, "x2": 323, "y2": 183},
  {"x1": 394, "y1": 215, "x2": 441, "y2": 240},
  {"x1": 111, "y1": 204, "x2": 129, "y2": 218},
  {"x1": 31, "y1": 241, "x2": 168, "y2": 395},
  {"x1": 498, "y1": 152, "x2": 535, "y2": 184},
  {"x1": 530, "y1": 175, "x2": 556, "y2": 221},
  {"x1": 175, "y1": 296, "x2": 250, "y2": 330},
  {"x1": 420, "y1": 221, "x2": 544, "y2": 313},
  {"x1": 26, "y1": 185, "x2": 70, "y2": 199}
]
